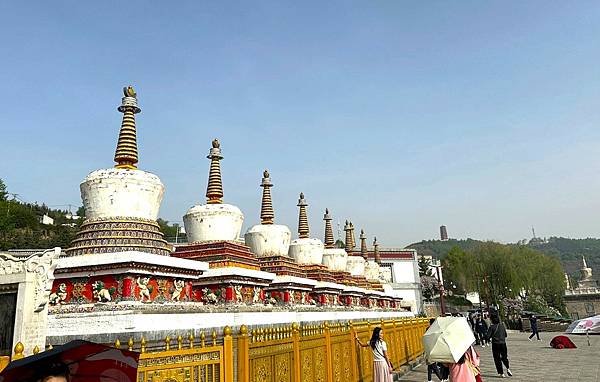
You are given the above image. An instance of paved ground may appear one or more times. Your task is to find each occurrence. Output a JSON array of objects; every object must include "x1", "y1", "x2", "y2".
[{"x1": 399, "y1": 331, "x2": 600, "y2": 382}]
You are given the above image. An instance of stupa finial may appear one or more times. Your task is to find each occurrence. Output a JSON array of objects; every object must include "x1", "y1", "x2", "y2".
[
  {"x1": 583, "y1": 255, "x2": 588, "y2": 269},
  {"x1": 360, "y1": 229, "x2": 368, "y2": 260},
  {"x1": 297, "y1": 192, "x2": 309, "y2": 238},
  {"x1": 206, "y1": 139, "x2": 224, "y2": 204},
  {"x1": 260, "y1": 170, "x2": 274, "y2": 224},
  {"x1": 114, "y1": 85, "x2": 141, "y2": 169},
  {"x1": 373, "y1": 237, "x2": 381, "y2": 264},
  {"x1": 323, "y1": 208, "x2": 334, "y2": 248}
]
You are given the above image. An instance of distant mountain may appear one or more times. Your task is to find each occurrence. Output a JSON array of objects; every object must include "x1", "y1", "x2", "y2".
[{"x1": 406, "y1": 237, "x2": 600, "y2": 282}]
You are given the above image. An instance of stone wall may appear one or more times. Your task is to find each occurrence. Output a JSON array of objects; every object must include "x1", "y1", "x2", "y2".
[{"x1": 564, "y1": 293, "x2": 600, "y2": 320}]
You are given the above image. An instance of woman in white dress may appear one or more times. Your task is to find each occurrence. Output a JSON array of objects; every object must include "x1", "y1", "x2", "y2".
[{"x1": 355, "y1": 327, "x2": 393, "y2": 382}]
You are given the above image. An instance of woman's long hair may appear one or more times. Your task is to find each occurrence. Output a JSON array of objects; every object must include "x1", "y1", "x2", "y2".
[{"x1": 369, "y1": 327, "x2": 382, "y2": 349}]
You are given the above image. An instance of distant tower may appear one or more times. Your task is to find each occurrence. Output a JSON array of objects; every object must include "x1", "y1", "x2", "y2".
[
  {"x1": 532, "y1": 226, "x2": 536, "y2": 239},
  {"x1": 440, "y1": 225, "x2": 448, "y2": 241}
]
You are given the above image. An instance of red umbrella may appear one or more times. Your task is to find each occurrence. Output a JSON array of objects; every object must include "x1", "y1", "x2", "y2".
[{"x1": 0, "y1": 340, "x2": 139, "y2": 382}]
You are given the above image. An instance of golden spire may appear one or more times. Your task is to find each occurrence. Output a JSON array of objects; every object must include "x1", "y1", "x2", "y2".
[
  {"x1": 373, "y1": 237, "x2": 381, "y2": 264},
  {"x1": 297, "y1": 193, "x2": 309, "y2": 239},
  {"x1": 206, "y1": 139, "x2": 224, "y2": 204},
  {"x1": 360, "y1": 229, "x2": 368, "y2": 260},
  {"x1": 260, "y1": 170, "x2": 274, "y2": 224},
  {"x1": 323, "y1": 208, "x2": 334, "y2": 248},
  {"x1": 114, "y1": 86, "x2": 141, "y2": 169},
  {"x1": 344, "y1": 220, "x2": 353, "y2": 253}
]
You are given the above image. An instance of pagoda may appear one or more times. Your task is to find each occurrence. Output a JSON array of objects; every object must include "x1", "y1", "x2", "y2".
[
  {"x1": 321, "y1": 209, "x2": 351, "y2": 285},
  {"x1": 362, "y1": 230, "x2": 384, "y2": 291},
  {"x1": 50, "y1": 86, "x2": 207, "y2": 306},
  {"x1": 344, "y1": 221, "x2": 369, "y2": 288},
  {"x1": 244, "y1": 170, "x2": 315, "y2": 304},
  {"x1": 173, "y1": 140, "x2": 275, "y2": 304},
  {"x1": 287, "y1": 193, "x2": 342, "y2": 304}
]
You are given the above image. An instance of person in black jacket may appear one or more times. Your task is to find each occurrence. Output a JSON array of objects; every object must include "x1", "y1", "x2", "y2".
[
  {"x1": 475, "y1": 316, "x2": 489, "y2": 347},
  {"x1": 486, "y1": 314, "x2": 513, "y2": 378},
  {"x1": 528, "y1": 314, "x2": 541, "y2": 341}
]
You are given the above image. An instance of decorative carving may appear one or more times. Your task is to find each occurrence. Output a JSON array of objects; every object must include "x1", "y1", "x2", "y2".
[
  {"x1": 253, "y1": 287, "x2": 262, "y2": 304},
  {"x1": 172, "y1": 280, "x2": 186, "y2": 301},
  {"x1": 0, "y1": 248, "x2": 60, "y2": 312},
  {"x1": 202, "y1": 288, "x2": 219, "y2": 304},
  {"x1": 92, "y1": 280, "x2": 114, "y2": 302},
  {"x1": 234, "y1": 285, "x2": 243, "y2": 303},
  {"x1": 71, "y1": 282, "x2": 87, "y2": 302},
  {"x1": 137, "y1": 277, "x2": 152, "y2": 302},
  {"x1": 49, "y1": 283, "x2": 67, "y2": 305}
]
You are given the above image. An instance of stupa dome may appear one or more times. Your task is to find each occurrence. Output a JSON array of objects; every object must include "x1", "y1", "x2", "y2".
[
  {"x1": 244, "y1": 170, "x2": 291, "y2": 257},
  {"x1": 183, "y1": 139, "x2": 244, "y2": 243},
  {"x1": 320, "y1": 209, "x2": 347, "y2": 271},
  {"x1": 81, "y1": 168, "x2": 164, "y2": 221},
  {"x1": 364, "y1": 260, "x2": 381, "y2": 281},
  {"x1": 287, "y1": 193, "x2": 324, "y2": 265}
]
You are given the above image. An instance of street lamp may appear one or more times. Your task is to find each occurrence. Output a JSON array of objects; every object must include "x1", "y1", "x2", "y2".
[{"x1": 431, "y1": 259, "x2": 446, "y2": 316}]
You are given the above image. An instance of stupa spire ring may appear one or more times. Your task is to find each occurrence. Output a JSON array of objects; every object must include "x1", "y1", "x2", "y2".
[
  {"x1": 360, "y1": 229, "x2": 368, "y2": 260},
  {"x1": 373, "y1": 236, "x2": 381, "y2": 264},
  {"x1": 114, "y1": 86, "x2": 141, "y2": 169},
  {"x1": 260, "y1": 170, "x2": 274, "y2": 224},
  {"x1": 297, "y1": 192, "x2": 309, "y2": 239},
  {"x1": 344, "y1": 220, "x2": 353, "y2": 253},
  {"x1": 323, "y1": 208, "x2": 334, "y2": 248},
  {"x1": 206, "y1": 139, "x2": 224, "y2": 204}
]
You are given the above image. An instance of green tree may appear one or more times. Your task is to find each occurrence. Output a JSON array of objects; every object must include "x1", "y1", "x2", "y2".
[
  {"x1": 0, "y1": 178, "x2": 7, "y2": 201},
  {"x1": 418, "y1": 256, "x2": 433, "y2": 277}
]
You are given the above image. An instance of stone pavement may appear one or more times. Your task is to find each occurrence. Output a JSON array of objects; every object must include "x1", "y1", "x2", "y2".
[{"x1": 399, "y1": 331, "x2": 600, "y2": 382}]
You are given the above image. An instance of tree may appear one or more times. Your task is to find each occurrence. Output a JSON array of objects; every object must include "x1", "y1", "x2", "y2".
[
  {"x1": 418, "y1": 256, "x2": 433, "y2": 277},
  {"x1": 0, "y1": 178, "x2": 7, "y2": 201}
]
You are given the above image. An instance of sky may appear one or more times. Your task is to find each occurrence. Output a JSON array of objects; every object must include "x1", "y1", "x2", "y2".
[{"x1": 2, "y1": 2, "x2": 600, "y2": 247}]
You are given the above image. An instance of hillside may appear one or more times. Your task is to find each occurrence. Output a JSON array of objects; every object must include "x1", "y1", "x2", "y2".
[{"x1": 407, "y1": 237, "x2": 600, "y2": 282}]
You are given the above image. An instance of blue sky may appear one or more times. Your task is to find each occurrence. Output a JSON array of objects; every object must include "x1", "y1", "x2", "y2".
[{"x1": 2, "y1": 2, "x2": 600, "y2": 246}]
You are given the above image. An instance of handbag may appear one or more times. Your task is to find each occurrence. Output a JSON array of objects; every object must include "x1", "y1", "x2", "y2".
[{"x1": 466, "y1": 350, "x2": 483, "y2": 382}]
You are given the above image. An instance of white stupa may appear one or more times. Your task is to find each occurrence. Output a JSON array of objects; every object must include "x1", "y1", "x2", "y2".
[
  {"x1": 183, "y1": 139, "x2": 244, "y2": 243},
  {"x1": 287, "y1": 193, "x2": 324, "y2": 265},
  {"x1": 374, "y1": 237, "x2": 391, "y2": 282},
  {"x1": 66, "y1": 86, "x2": 170, "y2": 256},
  {"x1": 344, "y1": 221, "x2": 365, "y2": 276},
  {"x1": 244, "y1": 170, "x2": 291, "y2": 257},
  {"x1": 361, "y1": 230, "x2": 381, "y2": 281},
  {"x1": 321, "y1": 209, "x2": 348, "y2": 271}
]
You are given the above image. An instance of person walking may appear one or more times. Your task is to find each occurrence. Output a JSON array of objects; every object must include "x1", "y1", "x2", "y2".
[
  {"x1": 447, "y1": 346, "x2": 480, "y2": 382},
  {"x1": 474, "y1": 316, "x2": 488, "y2": 348},
  {"x1": 355, "y1": 327, "x2": 394, "y2": 382},
  {"x1": 528, "y1": 314, "x2": 541, "y2": 341},
  {"x1": 486, "y1": 315, "x2": 512, "y2": 378},
  {"x1": 425, "y1": 319, "x2": 448, "y2": 382}
]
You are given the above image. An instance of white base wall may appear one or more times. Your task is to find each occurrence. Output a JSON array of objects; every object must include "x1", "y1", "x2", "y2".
[{"x1": 48, "y1": 310, "x2": 414, "y2": 340}]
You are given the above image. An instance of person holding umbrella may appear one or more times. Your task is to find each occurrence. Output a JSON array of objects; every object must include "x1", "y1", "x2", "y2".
[{"x1": 355, "y1": 327, "x2": 393, "y2": 382}]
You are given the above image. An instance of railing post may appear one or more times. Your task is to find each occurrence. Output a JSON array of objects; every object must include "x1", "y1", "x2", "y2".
[
  {"x1": 349, "y1": 321, "x2": 359, "y2": 381},
  {"x1": 324, "y1": 322, "x2": 333, "y2": 382},
  {"x1": 237, "y1": 325, "x2": 249, "y2": 382},
  {"x1": 292, "y1": 322, "x2": 301, "y2": 382},
  {"x1": 224, "y1": 326, "x2": 234, "y2": 382}
]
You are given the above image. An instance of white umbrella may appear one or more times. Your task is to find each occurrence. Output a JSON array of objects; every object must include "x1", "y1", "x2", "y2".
[{"x1": 423, "y1": 317, "x2": 476, "y2": 363}]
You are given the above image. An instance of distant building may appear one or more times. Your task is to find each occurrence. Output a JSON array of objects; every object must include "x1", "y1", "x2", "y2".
[
  {"x1": 440, "y1": 225, "x2": 448, "y2": 241},
  {"x1": 564, "y1": 256, "x2": 600, "y2": 319},
  {"x1": 39, "y1": 214, "x2": 54, "y2": 225}
]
